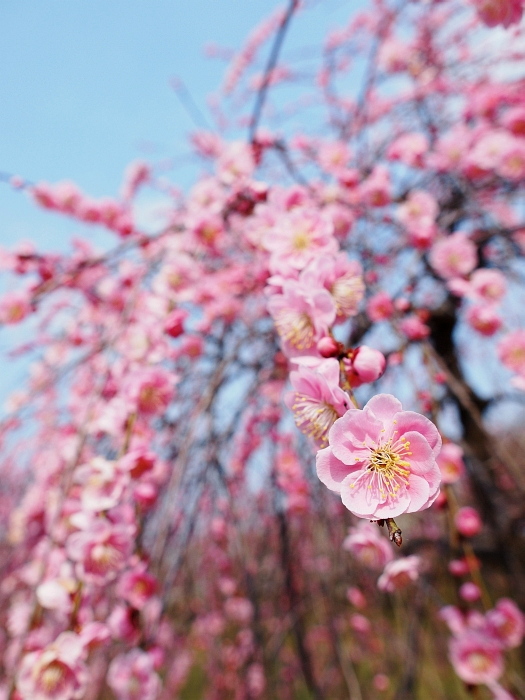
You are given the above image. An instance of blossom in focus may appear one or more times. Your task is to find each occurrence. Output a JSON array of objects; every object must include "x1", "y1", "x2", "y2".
[
  {"x1": 316, "y1": 394, "x2": 441, "y2": 519},
  {"x1": 343, "y1": 346, "x2": 386, "y2": 388}
]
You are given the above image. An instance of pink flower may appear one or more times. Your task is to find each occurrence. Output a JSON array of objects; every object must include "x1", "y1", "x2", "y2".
[
  {"x1": 359, "y1": 165, "x2": 392, "y2": 207},
  {"x1": 486, "y1": 599, "x2": 525, "y2": 649},
  {"x1": 164, "y1": 308, "x2": 189, "y2": 338},
  {"x1": 66, "y1": 518, "x2": 135, "y2": 583},
  {"x1": 17, "y1": 632, "x2": 88, "y2": 700},
  {"x1": 268, "y1": 280, "x2": 336, "y2": 357},
  {"x1": 437, "y1": 443, "x2": 465, "y2": 484},
  {"x1": 387, "y1": 133, "x2": 428, "y2": 168},
  {"x1": 264, "y1": 206, "x2": 337, "y2": 273},
  {"x1": 216, "y1": 141, "x2": 255, "y2": 184},
  {"x1": 343, "y1": 521, "x2": 394, "y2": 569},
  {"x1": 449, "y1": 630, "x2": 504, "y2": 685},
  {"x1": 460, "y1": 582, "x2": 482, "y2": 602},
  {"x1": 367, "y1": 291, "x2": 395, "y2": 322},
  {"x1": 466, "y1": 304, "x2": 502, "y2": 336},
  {"x1": 396, "y1": 190, "x2": 438, "y2": 240},
  {"x1": 74, "y1": 457, "x2": 128, "y2": 511},
  {"x1": 473, "y1": 0, "x2": 523, "y2": 28},
  {"x1": 377, "y1": 555, "x2": 421, "y2": 592},
  {"x1": 301, "y1": 253, "x2": 364, "y2": 321},
  {"x1": 0, "y1": 291, "x2": 33, "y2": 324},
  {"x1": 285, "y1": 358, "x2": 350, "y2": 446},
  {"x1": 498, "y1": 330, "x2": 525, "y2": 374},
  {"x1": 455, "y1": 506, "x2": 483, "y2": 537},
  {"x1": 117, "y1": 567, "x2": 158, "y2": 610},
  {"x1": 399, "y1": 315, "x2": 430, "y2": 341},
  {"x1": 107, "y1": 649, "x2": 161, "y2": 700},
  {"x1": 125, "y1": 368, "x2": 177, "y2": 415},
  {"x1": 316, "y1": 394, "x2": 441, "y2": 519},
  {"x1": 470, "y1": 269, "x2": 507, "y2": 302},
  {"x1": 430, "y1": 233, "x2": 478, "y2": 280}
]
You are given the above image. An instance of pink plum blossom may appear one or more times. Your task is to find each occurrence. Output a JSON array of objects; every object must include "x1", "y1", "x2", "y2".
[
  {"x1": 107, "y1": 649, "x2": 161, "y2": 700},
  {"x1": 472, "y1": 0, "x2": 524, "y2": 28},
  {"x1": 377, "y1": 555, "x2": 421, "y2": 592},
  {"x1": 449, "y1": 630, "x2": 504, "y2": 685},
  {"x1": 486, "y1": 599, "x2": 525, "y2": 649},
  {"x1": 498, "y1": 330, "x2": 525, "y2": 374},
  {"x1": 366, "y1": 291, "x2": 395, "y2": 321},
  {"x1": 429, "y1": 233, "x2": 478, "y2": 280},
  {"x1": 387, "y1": 133, "x2": 428, "y2": 168},
  {"x1": 263, "y1": 206, "x2": 337, "y2": 274},
  {"x1": 470, "y1": 269, "x2": 507, "y2": 302},
  {"x1": 267, "y1": 280, "x2": 336, "y2": 357},
  {"x1": 66, "y1": 517, "x2": 135, "y2": 583},
  {"x1": 0, "y1": 291, "x2": 33, "y2": 324},
  {"x1": 301, "y1": 253, "x2": 364, "y2": 321},
  {"x1": 455, "y1": 507, "x2": 483, "y2": 537},
  {"x1": 359, "y1": 165, "x2": 392, "y2": 207},
  {"x1": 316, "y1": 394, "x2": 441, "y2": 519},
  {"x1": 436, "y1": 443, "x2": 465, "y2": 484},
  {"x1": 17, "y1": 632, "x2": 88, "y2": 700},
  {"x1": 466, "y1": 304, "x2": 502, "y2": 336},
  {"x1": 124, "y1": 368, "x2": 178, "y2": 416},
  {"x1": 285, "y1": 358, "x2": 350, "y2": 446},
  {"x1": 460, "y1": 582, "x2": 482, "y2": 602},
  {"x1": 399, "y1": 315, "x2": 430, "y2": 341},
  {"x1": 343, "y1": 521, "x2": 394, "y2": 569}
]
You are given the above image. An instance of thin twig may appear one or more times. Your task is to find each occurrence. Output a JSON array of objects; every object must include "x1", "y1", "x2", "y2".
[{"x1": 248, "y1": 0, "x2": 300, "y2": 143}]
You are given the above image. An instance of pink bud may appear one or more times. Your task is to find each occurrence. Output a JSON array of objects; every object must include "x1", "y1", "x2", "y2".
[
  {"x1": 164, "y1": 308, "x2": 189, "y2": 338},
  {"x1": 455, "y1": 506, "x2": 482, "y2": 538},
  {"x1": 459, "y1": 582, "x2": 481, "y2": 602},
  {"x1": 349, "y1": 346, "x2": 386, "y2": 386},
  {"x1": 449, "y1": 559, "x2": 470, "y2": 577},
  {"x1": 317, "y1": 336, "x2": 340, "y2": 357}
]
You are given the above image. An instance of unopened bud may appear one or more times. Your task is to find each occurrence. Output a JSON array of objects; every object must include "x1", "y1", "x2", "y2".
[{"x1": 317, "y1": 336, "x2": 340, "y2": 358}]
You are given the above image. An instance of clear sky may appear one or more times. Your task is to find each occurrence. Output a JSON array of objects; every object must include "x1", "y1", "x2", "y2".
[{"x1": 0, "y1": 0, "x2": 365, "y2": 250}]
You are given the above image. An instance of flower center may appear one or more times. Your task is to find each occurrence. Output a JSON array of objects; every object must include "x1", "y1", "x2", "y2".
[
  {"x1": 39, "y1": 661, "x2": 68, "y2": 693},
  {"x1": 292, "y1": 395, "x2": 339, "y2": 444},
  {"x1": 292, "y1": 231, "x2": 311, "y2": 251},
  {"x1": 365, "y1": 438, "x2": 412, "y2": 499},
  {"x1": 274, "y1": 310, "x2": 315, "y2": 350},
  {"x1": 467, "y1": 651, "x2": 491, "y2": 673}
]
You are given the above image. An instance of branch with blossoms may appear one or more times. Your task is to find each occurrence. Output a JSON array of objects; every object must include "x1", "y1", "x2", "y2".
[{"x1": 1, "y1": 1, "x2": 525, "y2": 699}]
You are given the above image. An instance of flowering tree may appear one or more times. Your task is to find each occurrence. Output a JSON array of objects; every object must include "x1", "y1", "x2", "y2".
[{"x1": 1, "y1": 0, "x2": 525, "y2": 698}]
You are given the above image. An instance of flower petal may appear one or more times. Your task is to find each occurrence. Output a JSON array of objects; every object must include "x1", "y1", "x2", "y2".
[{"x1": 316, "y1": 447, "x2": 355, "y2": 492}]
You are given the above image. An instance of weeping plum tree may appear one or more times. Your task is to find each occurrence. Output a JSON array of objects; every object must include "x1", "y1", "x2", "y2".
[{"x1": 1, "y1": 0, "x2": 525, "y2": 698}]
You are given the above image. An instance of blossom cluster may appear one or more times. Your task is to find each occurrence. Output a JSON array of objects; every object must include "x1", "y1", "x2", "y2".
[{"x1": 0, "y1": 0, "x2": 524, "y2": 698}]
